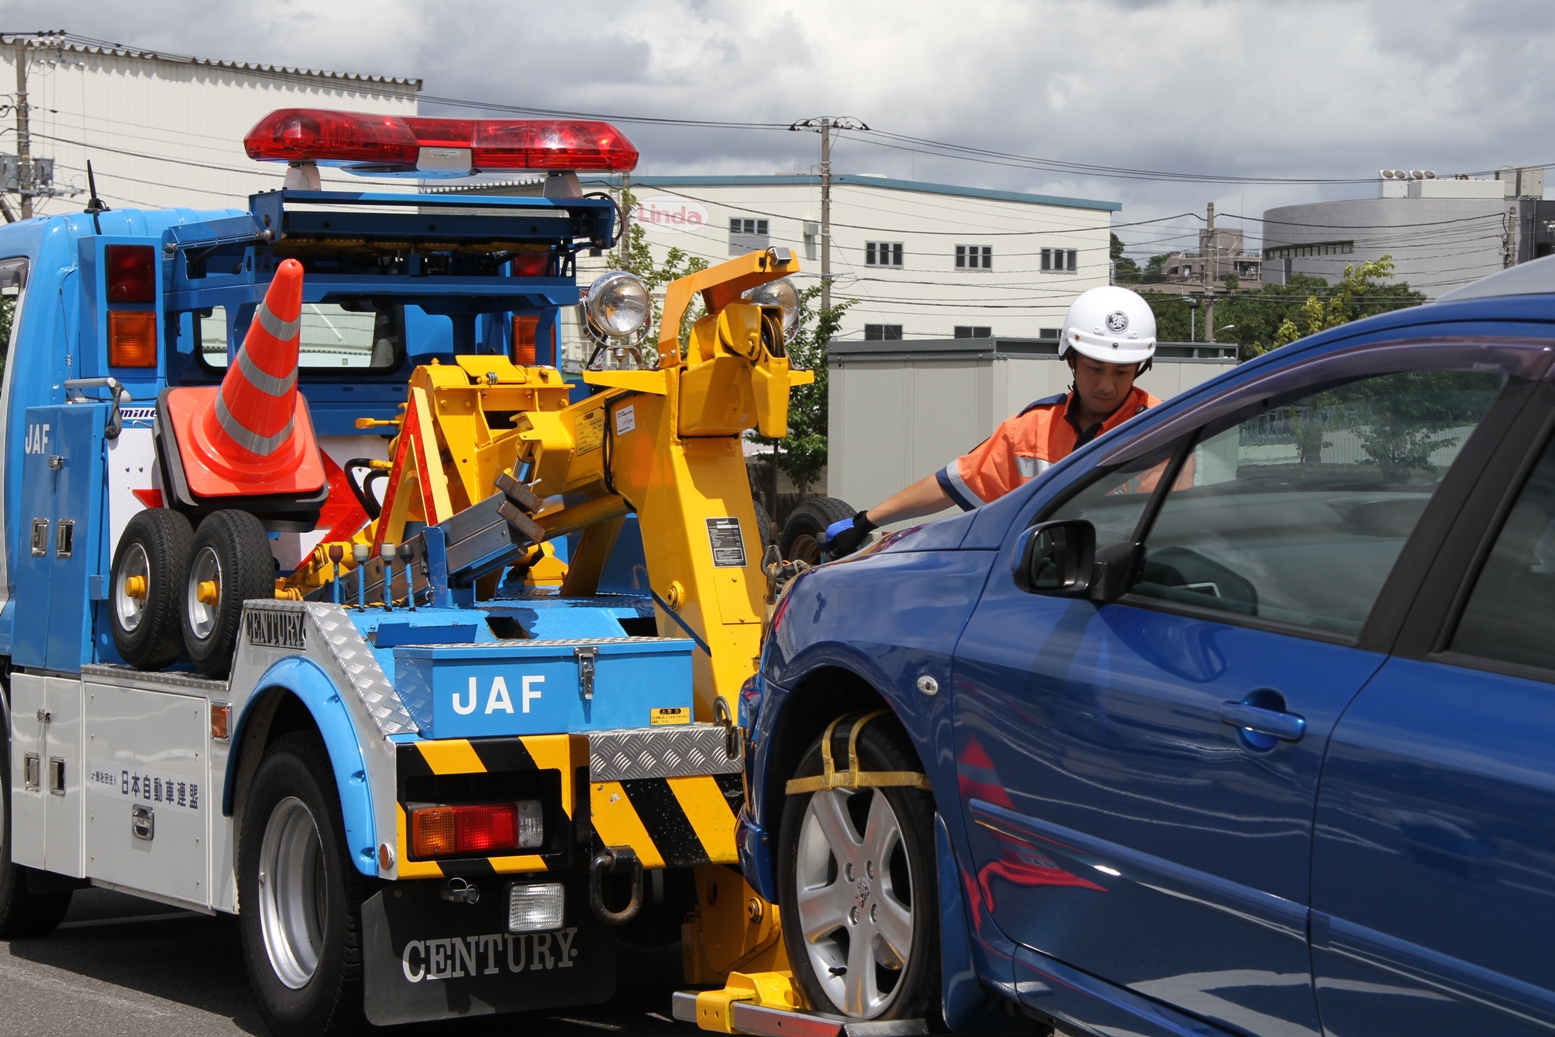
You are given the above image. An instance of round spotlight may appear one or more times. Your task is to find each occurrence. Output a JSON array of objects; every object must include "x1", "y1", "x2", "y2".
[
  {"x1": 744, "y1": 277, "x2": 800, "y2": 337},
  {"x1": 584, "y1": 271, "x2": 651, "y2": 339}
]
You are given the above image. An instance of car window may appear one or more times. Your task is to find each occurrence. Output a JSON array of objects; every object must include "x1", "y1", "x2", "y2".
[
  {"x1": 1130, "y1": 370, "x2": 1503, "y2": 636},
  {"x1": 1045, "y1": 442, "x2": 1184, "y2": 545},
  {"x1": 1449, "y1": 433, "x2": 1555, "y2": 672}
]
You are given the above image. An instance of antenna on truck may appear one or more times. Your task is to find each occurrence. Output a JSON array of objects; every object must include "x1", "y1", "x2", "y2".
[{"x1": 83, "y1": 160, "x2": 109, "y2": 232}]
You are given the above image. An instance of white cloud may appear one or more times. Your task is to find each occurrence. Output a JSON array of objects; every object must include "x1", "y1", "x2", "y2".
[{"x1": 12, "y1": 0, "x2": 1550, "y2": 254}]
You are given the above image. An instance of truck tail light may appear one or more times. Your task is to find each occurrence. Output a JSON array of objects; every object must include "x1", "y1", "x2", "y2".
[
  {"x1": 513, "y1": 315, "x2": 539, "y2": 365},
  {"x1": 244, "y1": 109, "x2": 639, "y2": 174},
  {"x1": 511, "y1": 253, "x2": 550, "y2": 277},
  {"x1": 109, "y1": 311, "x2": 157, "y2": 367},
  {"x1": 106, "y1": 245, "x2": 155, "y2": 303},
  {"x1": 410, "y1": 800, "x2": 543, "y2": 858}
]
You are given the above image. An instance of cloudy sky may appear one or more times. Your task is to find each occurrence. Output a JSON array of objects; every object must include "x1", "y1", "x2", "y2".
[{"x1": 7, "y1": 0, "x2": 1549, "y2": 257}]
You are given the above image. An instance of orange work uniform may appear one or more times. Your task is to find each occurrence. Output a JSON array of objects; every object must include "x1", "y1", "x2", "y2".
[{"x1": 936, "y1": 385, "x2": 1160, "y2": 510}]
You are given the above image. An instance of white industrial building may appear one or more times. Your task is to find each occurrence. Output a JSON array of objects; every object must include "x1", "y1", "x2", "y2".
[
  {"x1": 1261, "y1": 168, "x2": 1547, "y2": 300},
  {"x1": 588, "y1": 174, "x2": 1120, "y2": 344},
  {"x1": 3, "y1": 37, "x2": 419, "y2": 216}
]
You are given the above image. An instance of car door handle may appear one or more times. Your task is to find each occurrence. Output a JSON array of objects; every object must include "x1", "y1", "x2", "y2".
[{"x1": 1218, "y1": 702, "x2": 1306, "y2": 742}]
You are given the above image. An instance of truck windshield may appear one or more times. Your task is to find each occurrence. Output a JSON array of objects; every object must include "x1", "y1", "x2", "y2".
[{"x1": 198, "y1": 303, "x2": 400, "y2": 371}]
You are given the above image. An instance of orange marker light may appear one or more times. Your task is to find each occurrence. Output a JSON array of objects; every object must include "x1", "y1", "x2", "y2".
[{"x1": 108, "y1": 311, "x2": 157, "y2": 367}]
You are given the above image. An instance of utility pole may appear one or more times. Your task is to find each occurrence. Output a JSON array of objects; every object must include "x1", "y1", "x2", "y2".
[
  {"x1": 618, "y1": 170, "x2": 632, "y2": 268},
  {"x1": 14, "y1": 37, "x2": 31, "y2": 219},
  {"x1": 1204, "y1": 202, "x2": 1216, "y2": 344},
  {"x1": 790, "y1": 116, "x2": 868, "y2": 311}
]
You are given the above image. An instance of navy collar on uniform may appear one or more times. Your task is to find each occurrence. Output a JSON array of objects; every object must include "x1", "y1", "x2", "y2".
[{"x1": 1065, "y1": 392, "x2": 1107, "y2": 448}]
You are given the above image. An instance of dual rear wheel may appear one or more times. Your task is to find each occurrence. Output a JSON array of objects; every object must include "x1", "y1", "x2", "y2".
[{"x1": 110, "y1": 508, "x2": 273, "y2": 676}]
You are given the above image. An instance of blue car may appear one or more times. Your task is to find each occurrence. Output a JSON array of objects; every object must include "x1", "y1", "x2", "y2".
[{"x1": 739, "y1": 260, "x2": 1555, "y2": 1036}]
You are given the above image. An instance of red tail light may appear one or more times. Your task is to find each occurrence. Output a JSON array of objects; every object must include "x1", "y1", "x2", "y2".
[
  {"x1": 511, "y1": 254, "x2": 550, "y2": 277},
  {"x1": 106, "y1": 245, "x2": 155, "y2": 303},
  {"x1": 245, "y1": 109, "x2": 639, "y2": 173},
  {"x1": 410, "y1": 802, "x2": 520, "y2": 858}
]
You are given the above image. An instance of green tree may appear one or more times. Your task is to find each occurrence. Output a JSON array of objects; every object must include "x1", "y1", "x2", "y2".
[
  {"x1": 1271, "y1": 255, "x2": 1404, "y2": 349},
  {"x1": 1111, "y1": 233, "x2": 1140, "y2": 283},
  {"x1": 750, "y1": 282, "x2": 855, "y2": 498},
  {"x1": 1140, "y1": 257, "x2": 1425, "y2": 360}
]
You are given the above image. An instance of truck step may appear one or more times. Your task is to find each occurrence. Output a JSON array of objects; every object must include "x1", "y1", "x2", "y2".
[{"x1": 671, "y1": 991, "x2": 929, "y2": 1037}]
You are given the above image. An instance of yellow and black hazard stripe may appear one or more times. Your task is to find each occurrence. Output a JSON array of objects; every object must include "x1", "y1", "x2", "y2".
[
  {"x1": 589, "y1": 772, "x2": 744, "y2": 868},
  {"x1": 395, "y1": 734, "x2": 586, "y2": 880}
]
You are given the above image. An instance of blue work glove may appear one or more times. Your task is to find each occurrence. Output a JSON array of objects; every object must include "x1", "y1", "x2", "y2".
[{"x1": 824, "y1": 511, "x2": 878, "y2": 559}]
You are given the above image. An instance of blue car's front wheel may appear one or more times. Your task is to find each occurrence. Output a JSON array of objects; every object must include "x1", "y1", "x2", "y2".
[{"x1": 778, "y1": 714, "x2": 939, "y2": 1021}]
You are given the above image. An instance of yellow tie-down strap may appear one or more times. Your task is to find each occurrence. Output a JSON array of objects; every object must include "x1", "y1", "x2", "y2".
[{"x1": 784, "y1": 710, "x2": 932, "y2": 795}]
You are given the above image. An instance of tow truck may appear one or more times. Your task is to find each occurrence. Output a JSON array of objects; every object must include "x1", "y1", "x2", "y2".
[{"x1": 0, "y1": 109, "x2": 814, "y2": 1036}]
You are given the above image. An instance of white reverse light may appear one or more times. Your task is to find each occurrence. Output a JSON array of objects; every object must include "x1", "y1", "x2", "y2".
[
  {"x1": 517, "y1": 799, "x2": 544, "y2": 848},
  {"x1": 744, "y1": 277, "x2": 800, "y2": 338},
  {"x1": 509, "y1": 882, "x2": 565, "y2": 932},
  {"x1": 584, "y1": 271, "x2": 651, "y2": 339}
]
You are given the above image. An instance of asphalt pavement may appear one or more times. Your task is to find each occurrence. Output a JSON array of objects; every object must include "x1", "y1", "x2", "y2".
[{"x1": 0, "y1": 887, "x2": 689, "y2": 1037}]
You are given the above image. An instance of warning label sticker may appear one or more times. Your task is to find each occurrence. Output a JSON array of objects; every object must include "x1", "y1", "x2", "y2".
[
  {"x1": 575, "y1": 409, "x2": 605, "y2": 454},
  {"x1": 705, "y1": 517, "x2": 747, "y2": 568},
  {"x1": 614, "y1": 404, "x2": 636, "y2": 436},
  {"x1": 650, "y1": 707, "x2": 691, "y2": 726}
]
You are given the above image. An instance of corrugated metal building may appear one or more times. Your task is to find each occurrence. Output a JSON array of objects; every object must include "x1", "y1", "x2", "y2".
[
  {"x1": 828, "y1": 337, "x2": 1237, "y2": 519},
  {"x1": 8, "y1": 39, "x2": 419, "y2": 216}
]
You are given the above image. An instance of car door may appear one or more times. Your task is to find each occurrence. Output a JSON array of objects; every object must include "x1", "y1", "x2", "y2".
[
  {"x1": 953, "y1": 351, "x2": 1519, "y2": 1036},
  {"x1": 1311, "y1": 380, "x2": 1555, "y2": 1037}
]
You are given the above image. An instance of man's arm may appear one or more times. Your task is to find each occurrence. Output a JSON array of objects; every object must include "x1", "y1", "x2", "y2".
[
  {"x1": 825, "y1": 475, "x2": 954, "y2": 558},
  {"x1": 863, "y1": 473, "x2": 954, "y2": 526}
]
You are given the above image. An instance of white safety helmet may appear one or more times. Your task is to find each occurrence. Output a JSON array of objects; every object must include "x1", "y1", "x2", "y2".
[{"x1": 1059, "y1": 285, "x2": 1157, "y2": 367}]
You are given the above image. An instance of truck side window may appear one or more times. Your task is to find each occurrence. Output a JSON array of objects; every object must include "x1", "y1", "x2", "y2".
[{"x1": 0, "y1": 257, "x2": 29, "y2": 372}]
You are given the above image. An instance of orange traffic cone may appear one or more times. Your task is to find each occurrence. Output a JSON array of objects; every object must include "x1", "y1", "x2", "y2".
[{"x1": 161, "y1": 258, "x2": 327, "y2": 504}]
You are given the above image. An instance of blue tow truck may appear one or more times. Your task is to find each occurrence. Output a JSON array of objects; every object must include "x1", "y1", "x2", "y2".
[{"x1": 0, "y1": 110, "x2": 794, "y2": 1037}]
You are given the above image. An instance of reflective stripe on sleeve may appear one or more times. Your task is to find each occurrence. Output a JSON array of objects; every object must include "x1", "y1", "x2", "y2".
[{"x1": 936, "y1": 463, "x2": 983, "y2": 512}]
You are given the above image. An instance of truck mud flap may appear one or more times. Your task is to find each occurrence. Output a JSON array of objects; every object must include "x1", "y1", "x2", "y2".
[{"x1": 362, "y1": 876, "x2": 614, "y2": 1026}]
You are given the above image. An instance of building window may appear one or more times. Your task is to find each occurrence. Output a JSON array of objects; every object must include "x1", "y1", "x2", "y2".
[
  {"x1": 866, "y1": 242, "x2": 904, "y2": 267},
  {"x1": 953, "y1": 326, "x2": 992, "y2": 339},
  {"x1": 864, "y1": 324, "x2": 903, "y2": 341},
  {"x1": 1264, "y1": 240, "x2": 1354, "y2": 260},
  {"x1": 729, "y1": 217, "x2": 771, "y2": 255},
  {"x1": 1039, "y1": 327, "x2": 1061, "y2": 340},
  {"x1": 1041, "y1": 248, "x2": 1078, "y2": 272},
  {"x1": 955, "y1": 245, "x2": 992, "y2": 270}
]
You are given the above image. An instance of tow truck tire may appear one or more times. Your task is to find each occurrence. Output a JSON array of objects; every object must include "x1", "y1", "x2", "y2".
[
  {"x1": 753, "y1": 499, "x2": 779, "y2": 551},
  {"x1": 239, "y1": 731, "x2": 370, "y2": 1037},
  {"x1": 778, "y1": 714, "x2": 939, "y2": 1022},
  {"x1": 110, "y1": 508, "x2": 194, "y2": 670},
  {"x1": 0, "y1": 733, "x2": 72, "y2": 937},
  {"x1": 182, "y1": 510, "x2": 274, "y2": 678},
  {"x1": 779, "y1": 496, "x2": 856, "y2": 565}
]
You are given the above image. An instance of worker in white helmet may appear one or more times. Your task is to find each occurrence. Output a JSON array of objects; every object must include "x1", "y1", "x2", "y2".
[{"x1": 826, "y1": 285, "x2": 1160, "y2": 557}]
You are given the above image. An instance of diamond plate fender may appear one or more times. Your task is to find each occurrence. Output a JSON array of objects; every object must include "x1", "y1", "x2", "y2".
[
  {"x1": 229, "y1": 600, "x2": 416, "y2": 880},
  {"x1": 588, "y1": 723, "x2": 742, "y2": 782}
]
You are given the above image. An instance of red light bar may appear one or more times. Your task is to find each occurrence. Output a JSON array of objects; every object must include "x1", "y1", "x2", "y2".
[{"x1": 244, "y1": 109, "x2": 639, "y2": 175}]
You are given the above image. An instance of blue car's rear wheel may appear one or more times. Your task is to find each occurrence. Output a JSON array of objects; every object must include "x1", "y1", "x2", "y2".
[{"x1": 778, "y1": 714, "x2": 938, "y2": 1021}]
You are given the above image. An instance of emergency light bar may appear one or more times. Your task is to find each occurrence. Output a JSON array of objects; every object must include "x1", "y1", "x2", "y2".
[{"x1": 244, "y1": 109, "x2": 639, "y2": 177}]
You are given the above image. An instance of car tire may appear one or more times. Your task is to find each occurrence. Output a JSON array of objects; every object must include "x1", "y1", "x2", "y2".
[
  {"x1": 779, "y1": 497, "x2": 856, "y2": 565},
  {"x1": 110, "y1": 508, "x2": 194, "y2": 670},
  {"x1": 182, "y1": 510, "x2": 274, "y2": 677},
  {"x1": 0, "y1": 721, "x2": 72, "y2": 938},
  {"x1": 238, "y1": 731, "x2": 370, "y2": 1037},
  {"x1": 778, "y1": 713, "x2": 939, "y2": 1021}
]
